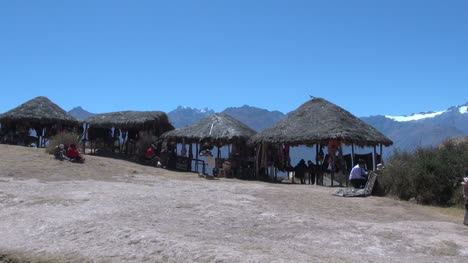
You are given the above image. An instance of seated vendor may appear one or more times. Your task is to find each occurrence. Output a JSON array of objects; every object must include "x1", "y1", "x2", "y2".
[
  {"x1": 145, "y1": 143, "x2": 157, "y2": 159},
  {"x1": 145, "y1": 143, "x2": 161, "y2": 166},
  {"x1": 53, "y1": 144, "x2": 70, "y2": 161},
  {"x1": 349, "y1": 159, "x2": 368, "y2": 189},
  {"x1": 67, "y1": 143, "x2": 85, "y2": 163}
]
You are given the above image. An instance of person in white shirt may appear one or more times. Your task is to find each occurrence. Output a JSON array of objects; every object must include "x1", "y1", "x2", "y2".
[{"x1": 349, "y1": 159, "x2": 368, "y2": 189}]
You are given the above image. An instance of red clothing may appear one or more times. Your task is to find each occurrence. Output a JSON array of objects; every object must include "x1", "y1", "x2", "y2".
[
  {"x1": 145, "y1": 148, "x2": 154, "y2": 159},
  {"x1": 67, "y1": 147, "x2": 81, "y2": 159}
]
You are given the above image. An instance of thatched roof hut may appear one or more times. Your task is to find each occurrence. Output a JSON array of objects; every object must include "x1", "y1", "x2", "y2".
[
  {"x1": 0, "y1": 96, "x2": 78, "y2": 126},
  {"x1": 82, "y1": 111, "x2": 174, "y2": 135},
  {"x1": 161, "y1": 113, "x2": 256, "y2": 144},
  {"x1": 249, "y1": 98, "x2": 393, "y2": 147}
]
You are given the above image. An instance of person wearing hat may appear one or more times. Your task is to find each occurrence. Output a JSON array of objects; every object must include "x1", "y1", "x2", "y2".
[
  {"x1": 52, "y1": 144, "x2": 62, "y2": 158},
  {"x1": 53, "y1": 144, "x2": 70, "y2": 161},
  {"x1": 349, "y1": 159, "x2": 368, "y2": 189}
]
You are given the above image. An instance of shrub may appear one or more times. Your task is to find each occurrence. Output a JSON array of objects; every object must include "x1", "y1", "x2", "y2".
[
  {"x1": 380, "y1": 139, "x2": 468, "y2": 206},
  {"x1": 45, "y1": 131, "x2": 81, "y2": 154}
]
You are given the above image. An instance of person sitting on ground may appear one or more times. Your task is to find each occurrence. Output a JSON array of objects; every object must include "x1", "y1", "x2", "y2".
[
  {"x1": 349, "y1": 159, "x2": 368, "y2": 189},
  {"x1": 145, "y1": 143, "x2": 161, "y2": 167},
  {"x1": 145, "y1": 143, "x2": 157, "y2": 159},
  {"x1": 67, "y1": 143, "x2": 85, "y2": 163},
  {"x1": 295, "y1": 159, "x2": 308, "y2": 184},
  {"x1": 53, "y1": 144, "x2": 70, "y2": 161}
]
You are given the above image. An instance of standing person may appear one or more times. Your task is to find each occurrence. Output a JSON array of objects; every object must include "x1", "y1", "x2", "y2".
[
  {"x1": 349, "y1": 159, "x2": 368, "y2": 189},
  {"x1": 205, "y1": 150, "x2": 216, "y2": 176},
  {"x1": 295, "y1": 159, "x2": 307, "y2": 184},
  {"x1": 463, "y1": 177, "x2": 468, "y2": 226},
  {"x1": 67, "y1": 143, "x2": 85, "y2": 163},
  {"x1": 307, "y1": 160, "x2": 316, "y2": 185}
]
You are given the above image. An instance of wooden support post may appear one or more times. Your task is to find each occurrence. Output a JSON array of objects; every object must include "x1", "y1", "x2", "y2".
[
  {"x1": 350, "y1": 143, "x2": 355, "y2": 187},
  {"x1": 308, "y1": 147, "x2": 312, "y2": 185},
  {"x1": 329, "y1": 142, "x2": 334, "y2": 187},
  {"x1": 255, "y1": 145, "x2": 261, "y2": 180},
  {"x1": 195, "y1": 143, "x2": 199, "y2": 173},
  {"x1": 373, "y1": 145, "x2": 377, "y2": 171},
  {"x1": 315, "y1": 144, "x2": 320, "y2": 186},
  {"x1": 188, "y1": 143, "x2": 193, "y2": 172},
  {"x1": 380, "y1": 144, "x2": 383, "y2": 165},
  {"x1": 82, "y1": 123, "x2": 88, "y2": 154},
  {"x1": 338, "y1": 142, "x2": 343, "y2": 187},
  {"x1": 41, "y1": 127, "x2": 46, "y2": 148}
]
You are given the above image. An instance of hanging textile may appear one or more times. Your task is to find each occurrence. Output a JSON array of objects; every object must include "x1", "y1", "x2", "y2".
[
  {"x1": 188, "y1": 143, "x2": 193, "y2": 159},
  {"x1": 181, "y1": 144, "x2": 187, "y2": 157}
]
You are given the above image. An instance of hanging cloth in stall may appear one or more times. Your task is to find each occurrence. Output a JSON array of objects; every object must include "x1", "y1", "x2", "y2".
[
  {"x1": 181, "y1": 144, "x2": 187, "y2": 157},
  {"x1": 188, "y1": 143, "x2": 193, "y2": 159}
]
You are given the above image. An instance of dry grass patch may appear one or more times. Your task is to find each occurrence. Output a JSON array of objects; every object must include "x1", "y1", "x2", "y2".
[
  {"x1": 416, "y1": 205, "x2": 465, "y2": 220},
  {"x1": 430, "y1": 241, "x2": 461, "y2": 256}
]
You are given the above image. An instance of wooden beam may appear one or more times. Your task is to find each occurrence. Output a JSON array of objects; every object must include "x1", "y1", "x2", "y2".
[
  {"x1": 380, "y1": 144, "x2": 383, "y2": 164},
  {"x1": 316, "y1": 144, "x2": 322, "y2": 186},
  {"x1": 373, "y1": 145, "x2": 377, "y2": 171},
  {"x1": 82, "y1": 123, "x2": 88, "y2": 154},
  {"x1": 195, "y1": 143, "x2": 199, "y2": 173}
]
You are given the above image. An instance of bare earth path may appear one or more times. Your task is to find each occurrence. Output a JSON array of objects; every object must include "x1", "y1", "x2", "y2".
[{"x1": 0, "y1": 145, "x2": 467, "y2": 262}]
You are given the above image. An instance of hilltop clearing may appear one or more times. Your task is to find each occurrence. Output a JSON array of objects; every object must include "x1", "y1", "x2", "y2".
[{"x1": 0, "y1": 145, "x2": 467, "y2": 262}]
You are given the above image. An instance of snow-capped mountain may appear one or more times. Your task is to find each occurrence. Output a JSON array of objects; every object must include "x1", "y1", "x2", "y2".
[
  {"x1": 384, "y1": 103, "x2": 467, "y2": 122},
  {"x1": 167, "y1": 106, "x2": 215, "y2": 128},
  {"x1": 385, "y1": 111, "x2": 448, "y2": 122},
  {"x1": 361, "y1": 102, "x2": 468, "y2": 156}
]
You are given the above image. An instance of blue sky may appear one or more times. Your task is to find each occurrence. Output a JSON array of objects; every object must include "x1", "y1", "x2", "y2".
[{"x1": 0, "y1": 0, "x2": 467, "y2": 117}]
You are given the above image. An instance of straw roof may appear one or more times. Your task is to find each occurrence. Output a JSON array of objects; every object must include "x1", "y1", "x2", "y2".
[
  {"x1": 161, "y1": 113, "x2": 257, "y2": 144},
  {"x1": 0, "y1": 96, "x2": 78, "y2": 126},
  {"x1": 249, "y1": 98, "x2": 393, "y2": 147},
  {"x1": 82, "y1": 111, "x2": 174, "y2": 131}
]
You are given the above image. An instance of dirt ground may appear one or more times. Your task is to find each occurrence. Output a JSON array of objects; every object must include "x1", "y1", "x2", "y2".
[{"x1": 0, "y1": 145, "x2": 467, "y2": 263}]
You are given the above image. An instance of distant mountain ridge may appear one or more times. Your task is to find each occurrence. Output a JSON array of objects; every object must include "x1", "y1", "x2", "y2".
[
  {"x1": 68, "y1": 106, "x2": 94, "y2": 120},
  {"x1": 222, "y1": 105, "x2": 285, "y2": 131},
  {"x1": 70, "y1": 102, "x2": 468, "y2": 157},
  {"x1": 167, "y1": 106, "x2": 215, "y2": 128},
  {"x1": 361, "y1": 102, "x2": 468, "y2": 156}
]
